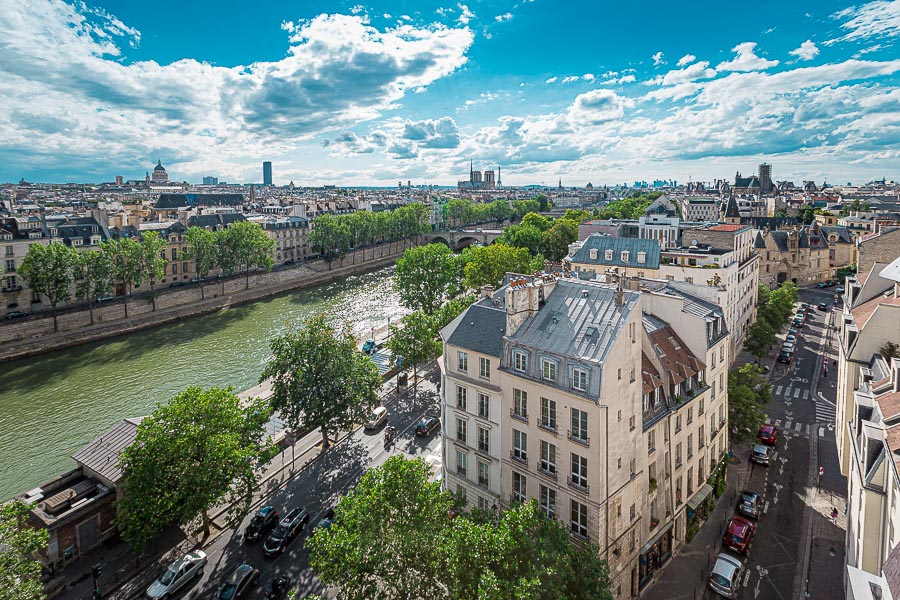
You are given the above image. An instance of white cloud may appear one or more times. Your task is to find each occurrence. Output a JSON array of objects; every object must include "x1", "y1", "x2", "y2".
[
  {"x1": 457, "y1": 3, "x2": 475, "y2": 25},
  {"x1": 561, "y1": 75, "x2": 580, "y2": 83},
  {"x1": 545, "y1": 76, "x2": 558, "y2": 84},
  {"x1": 827, "y1": 0, "x2": 900, "y2": 45},
  {"x1": 652, "y1": 51, "x2": 666, "y2": 66},
  {"x1": 716, "y1": 42, "x2": 779, "y2": 72},
  {"x1": 599, "y1": 74, "x2": 636, "y2": 86},
  {"x1": 568, "y1": 89, "x2": 626, "y2": 125},
  {"x1": 790, "y1": 40, "x2": 820, "y2": 61},
  {"x1": 495, "y1": 12, "x2": 513, "y2": 22},
  {"x1": 350, "y1": 4, "x2": 365, "y2": 15},
  {"x1": 648, "y1": 60, "x2": 718, "y2": 86},
  {"x1": 402, "y1": 116, "x2": 461, "y2": 148},
  {"x1": 676, "y1": 54, "x2": 696, "y2": 67},
  {"x1": 583, "y1": 73, "x2": 595, "y2": 81}
]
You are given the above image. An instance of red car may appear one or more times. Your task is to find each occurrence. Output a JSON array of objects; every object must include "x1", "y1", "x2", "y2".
[
  {"x1": 757, "y1": 424, "x2": 779, "y2": 445},
  {"x1": 723, "y1": 516, "x2": 755, "y2": 553}
]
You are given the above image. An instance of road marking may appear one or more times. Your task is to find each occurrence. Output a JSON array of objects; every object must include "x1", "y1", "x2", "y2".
[
  {"x1": 795, "y1": 422, "x2": 803, "y2": 432},
  {"x1": 775, "y1": 419, "x2": 782, "y2": 427},
  {"x1": 773, "y1": 482, "x2": 783, "y2": 504},
  {"x1": 819, "y1": 427, "x2": 825, "y2": 437},
  {"x1": 805, "y1": 424, "x2": 811, "y2": 435},
  {"x1": 794, "y1": 388, "x2": 802, "y2": 398},
  {"x1": 803, "y1": 389, "x2": 810, "y2": 400},
  {"x1": 785, "y1": 419, "x2": 792, "y2": 429},
  {"x1": 784, "y1": 387, "x2": 793, "y2": 398}
]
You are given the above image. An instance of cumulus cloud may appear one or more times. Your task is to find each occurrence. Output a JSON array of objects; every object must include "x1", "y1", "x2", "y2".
[
  {"x1": 495, "y1": 12, "x2": 513, "y2": 22},
  {"x1": 599, "y1": 74, "x2": 637, "y2": 86},
  {"x1": 457, "y1": 3, "x2": 475, "y2": 25},
  {"x1": 652, "y1": 51, "x2": 666, "y2": 66},
  {"x1": 401, "y1": 116, "x2": 461, "y2": 148},
  {"x1": 545, "y1": 76, "x2": 558, "y2": 84},
  {"x1": 827, "y1": 0, "x2": 900, "y2": 45},
  {"x1": 0, "y1": 1, "x2": 473, "y2": 176},
  {"x1": 716, "y1": 42, "x2": 779, "y2": 72},
  {"x1": 676, "y1": 54, "x2": 696, "y2": 67},
  {"x1": 790, "y1": 40, "x2": 820, "y2": 61},
  {"x1": 568, "y1": 89, "x2": 625, "y2": 125},
  {"x1": 648, "y1": 60, "x2": 718, "y2": 86}
]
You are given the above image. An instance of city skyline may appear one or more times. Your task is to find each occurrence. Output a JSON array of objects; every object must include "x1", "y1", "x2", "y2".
[{"x1": 0, "y1": 0, "x2": 898, "y2": 186}]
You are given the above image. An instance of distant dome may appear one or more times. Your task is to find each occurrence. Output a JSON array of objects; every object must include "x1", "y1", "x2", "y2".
[{"x1": 154, "y1": 160, "x2": 166, "y2": 172}]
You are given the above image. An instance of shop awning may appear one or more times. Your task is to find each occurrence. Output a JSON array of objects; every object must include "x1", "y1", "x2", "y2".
[
  {"x1": 640, "y1": 521, "x2": 674, "y2": 555},
  {"x1": 686, "y1": 483, "x2": 714, "y2": 511}
]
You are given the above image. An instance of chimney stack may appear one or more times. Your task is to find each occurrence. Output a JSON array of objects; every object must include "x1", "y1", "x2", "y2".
[{"x1": 481, "y1": 284, "x2": 494, "y2": 299}]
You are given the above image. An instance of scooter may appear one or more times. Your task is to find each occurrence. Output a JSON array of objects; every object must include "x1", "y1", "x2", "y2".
[{"x1": 265, "y1": 575, "x2": 292, "y2": 600}]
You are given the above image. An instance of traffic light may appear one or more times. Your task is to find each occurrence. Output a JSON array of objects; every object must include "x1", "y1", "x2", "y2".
[{"x1": 91, "y1": 564, "x2": 102, "y2": 579}]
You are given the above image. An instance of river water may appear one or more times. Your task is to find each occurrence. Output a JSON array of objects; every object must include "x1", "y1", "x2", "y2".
[{"x1": 0, "y1": 265, "x2": 404, "y2": 501}]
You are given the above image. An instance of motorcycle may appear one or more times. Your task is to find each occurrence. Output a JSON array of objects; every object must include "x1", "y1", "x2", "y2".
[{"x1": 265, "y1": 575, "x2": 292, "y2": 600}]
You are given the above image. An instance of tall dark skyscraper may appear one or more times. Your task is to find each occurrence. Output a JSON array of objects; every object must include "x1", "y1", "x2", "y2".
[{"x1": 262, "y1": 161, "x2": 273, "y2": 186}]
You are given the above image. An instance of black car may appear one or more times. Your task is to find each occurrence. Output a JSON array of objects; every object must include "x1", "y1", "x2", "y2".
[
  {"x1": 818, "y1": 302, "x2": 829, "y2": 311},
  {"x1": 777, "y1": 351, "x2": 792, "y2": 364},
  {"x1": 738, "y1": 491, "x2": 761, "y2": 518},
  {"x1": 415, "y1": 417, "x2": 440, "y2": 437},
  {"x1": 4, "y1": 310, "x2": 29, "y2": 320},
  {"x1": 263, "y1": 507, "x2": 309, "y2": 557},
  {"x1": 217, "y1": 564, "x2": 259, "y2": 600},
  {"x1": 244, "y1": 505, "x2": 279, "y2": 543}
]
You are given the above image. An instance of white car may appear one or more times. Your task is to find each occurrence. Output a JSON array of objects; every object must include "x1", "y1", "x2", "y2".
[
  {"x1": 364, "y1": 406, "x2": 388, "y2": 430},
  {"x1": 708, "y1": 552, "x2": 743, "y2": 598},
  {"x1": 781, "y1": 341, "x2": 796, "y2": 353},
  {"x1": 146, "y1": 550, "x2": 207, "y2": 599}
]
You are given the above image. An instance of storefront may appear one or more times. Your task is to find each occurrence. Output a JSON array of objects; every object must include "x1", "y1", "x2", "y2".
[{"x1": 638, "y1": 522, "x2": 673, "y2": 590}]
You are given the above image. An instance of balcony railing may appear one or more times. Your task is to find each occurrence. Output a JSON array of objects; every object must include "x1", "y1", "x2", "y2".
[
  {"x1": 538, "y1": 465, "x2": 558, "y2": 479},
  {"x1": 538, "y1": 419, "x2": 558, "y2": 434},
  {"x1": 510, "y1": 408, "x2": 528, "y2": 423},
  {"x1": 510, "y1": 450, "x2": 528, "y2": 466},
  {"x1": 568, "y1": 477, "x2": 589, "y2": 494},
  {"x1": 568, "y1": 431, "x2": 590, "y2": 447}
]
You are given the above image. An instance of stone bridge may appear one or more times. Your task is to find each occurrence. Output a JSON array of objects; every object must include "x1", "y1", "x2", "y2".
[{"x1": 426, "y1": 229, "x2": 503, "y2": 250}]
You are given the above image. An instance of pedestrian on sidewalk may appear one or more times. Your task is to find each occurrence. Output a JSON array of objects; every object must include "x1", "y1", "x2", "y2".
[{"x1": 831, "y1": 507, "x2": 838, "y2": 522}]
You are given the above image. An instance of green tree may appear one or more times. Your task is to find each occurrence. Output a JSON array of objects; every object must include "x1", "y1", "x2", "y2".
[
  {"x1": 540, "y1": 218, "x2": 579, "y2": 261},
  {"x1": 117, "y1": 386, "x2": 272, "y2": 550},
  {"x1": 310, "y1": 214, "x2": 352, "y2": 269},
  {"x1": 881, "y1": 342, "x2": 900, "y2": 360},
  {"x1": 184, "y1": 226, "x2": 218, "y2": 300},
  {"x1": 385, "y1": 311, "x2": 443, "y2": 397},
  {"x1": 219, "y1": 221, "x2": 276, "y2": 288},
  {"x1": 394, "y1": 244, "x2": 463, "y2": 314},
  {"x1": 261, "y1": 313, "x2": 381, "y2": 450},
  {"x1": 743, "y1": 319, "x2": 776, "y2": 365},
  {"x1": 756, "y1": 283, "x2": 771, "y2": 309},
  {"x1": 761, "y1": 282, "x2": 799, "y2": 330},
  {"x1": 17, "y1": 241, "x2": 78, "y2": 332},
  {"x1": 462, "y1": 244, "x2": 541, "y2": 290},
  {"x1": 497, "y1": 223, "x2": 544, "y2": 256},
  {"x1": 0, "y1": 500, "x2": 48, "y2": 600},
  {"x1": 445, "y1": 199, "x2": 476, "y2": 229},
  {"x1": 433, "y1": 293, "x2": 477, "y2": 330},
  {"x1": 101, "y1": 237, "x2": 141, "y2": 318},
  {"x1": 533, "y1": 193, "x2": 550, "y2": 212},
  {"x1": 520, "y1": 212, "x2": 552, "y2": 232},
  {"x1": 74, "y1": 249, "x2": 112, "y2": 325},
  {"x1": 134, "y1": 231, "x2": 168, "y2": 310},
  {"x1": 728, "y1": 364, "x2": 771, "y2": 446},
  {"x1": 562, "y1": 208, "x2": 593, "y2": 224}
]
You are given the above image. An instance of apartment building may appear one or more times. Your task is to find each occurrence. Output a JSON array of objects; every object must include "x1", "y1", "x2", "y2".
[
  {"x1": 439, "y1": 273, "x2": 730, "y2": 598},
  {"x1": 0, "y1": 216, "x2": 50, "y2": 314}
]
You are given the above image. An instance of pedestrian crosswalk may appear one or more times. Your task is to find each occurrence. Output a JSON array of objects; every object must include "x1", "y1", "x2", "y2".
[
  {"x1": 771, "y1": 381, "x2": 836, "y2": 428},
  {"x1": 766, "y1": 418, "x2": 812, "y2": 437},
  {"x1": 816, "y1": 396, "x2": 836, "y2": 423}
]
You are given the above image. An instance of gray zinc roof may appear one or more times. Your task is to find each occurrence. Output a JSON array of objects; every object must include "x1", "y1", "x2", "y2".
[
  {"x1": 570, "y1": 234, "x2": 661, "y2": 269},
  {"x1": 71, "y1": 417, "x2": 144, "y2": 486},
  {"x1": 441, "y1": 299, "x2": 507, "y2": 357},
  {"x1": 507, "y1": 279, "x2": 638, "y2": 364}
]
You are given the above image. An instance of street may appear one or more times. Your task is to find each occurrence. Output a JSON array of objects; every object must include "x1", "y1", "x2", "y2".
[{"x1": 649, "y1": 287, "x2": 847, "y2": 600}]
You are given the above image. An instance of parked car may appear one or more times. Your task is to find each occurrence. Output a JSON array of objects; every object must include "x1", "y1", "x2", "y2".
[
  {"x1": 146, "y1": 550, "x2": 207, "y2": 599},
  {"x1": 788, "y1": 328, "x2": 799, "y2": 337},
  {"x1": 836, "y1": 286, "x2": 845, "y2": 293},
  {"x1": 708, "y1": 552, "x2": 744, "y2": 599},
  {"x1": 96, "y1": 295, "x2": 116, "y2": 303},
  {"x1": 313, "y1": 508, "x2": 336, "y2": 533},
  {"x1": 777, "y1": 351, "x2": 792, "y2": 364},
  {"x1": 415, "y1": 416, "x2": 440, "y2": 437},
  {"x1": 4, "y1": 310, "x2": 28, "y2": 320},
  {"x1": 818, "y1": 302, "x2": 829, "y2": 311},
  {"x1": 723, "y1": 516, "x2": 756, "y2": 553},
  {"x1": 170, "y1": 281, "x2": 188, "y2": 288},
  {"x1": 757, "y1": 424, "x2": 779, "y2": 445},
  {"x1": 751, "y1": 444, "x2": 772, "y2": 465},
  {"x1": 737, "y1": 490, "x2": 761, "y2": 518},
  {"x1": 263, "y1": 507, "x2": 309, "y2": 557},
  {"x1": 816, "y1": 282, "x2": 826, "y2": 289},
  {"x1": 781, "y1": 341, "x2": 796, "y2": 353},
  {"x1": 785, "y1": 334, "x2": 797, "y2": 344},
  {"x1": 792, "y1": 318, "x2": 804, "y2": 329},
  {"x1": 361, "y1": 339, "x2": 376, "y2": 354},
  {"x1": 217, "y1": 564, "x2": 259, "y2": 600},
  {"x1": 825, "y1": 279, "x2": 836, "y2": 287},
  {"x1": 799, "y1": 303, "x2": 810, "y2": 311},
  {"x1": 244, "y1": 505, "x2": 279, "y2": 543},
  {"x1": 364, "y1": 406, "x2": 388, "y2": 430}
]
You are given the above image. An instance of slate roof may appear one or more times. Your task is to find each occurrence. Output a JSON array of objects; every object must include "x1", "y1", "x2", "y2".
[
  {"x1": 187, "y1": 213, "x2": 247, "y2": 230},
  {"x1": 506, "y1": 279, "x2": 639, "y2": 364},
  {"x1": 71, "y1": 417, "x2": 144, "y2": 486},
  {"x1": 570, "y1": 234, "x2": 661, "y2": 269},
  {"x1": 723, "y1": 196, "x2": 741, "y2": 218},
  {"x1": 441, "y1": 299, "x2": 507, "y2": 357},
  {"x1": 155, "y1": 193, "x2": 244, "y2": 210},
  {"x1": 820, "y1": 226, "x2": 855, "y2": 244}
]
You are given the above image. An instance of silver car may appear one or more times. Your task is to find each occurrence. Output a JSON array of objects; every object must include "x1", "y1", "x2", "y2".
[
  {"x1": 750, "y1": 444, "x2": 772, "y2": 465},
  {"x1": 708, "y1": 552, "x2": 743, "y2": 598},
  {"x1": 146, "y1": 550, "x2": 208, "y2": 599}
]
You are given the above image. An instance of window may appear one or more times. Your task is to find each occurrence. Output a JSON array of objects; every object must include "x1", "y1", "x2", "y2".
[
  {"x1": 542, "y1": 359, "x2": 557, "y2": 382},
  {"x1": 512, "y1": 471, "x2": 527, "y2": 502},
  {"x1": 513, "y1": 389, "x2": 527, "y2": 420},
  {"x1": 456, "y1": 450, "x2": 468, "y2": 477},
  {"x1": 699, "y1": 425, "x2": 705, "y2": 448},
  {"x1": 513, "y1": 351, "x2": 527, "y2": 372},
  {"x1": 457, "y1": 351, "x2": 468, "y2": 372},
  {"x1": 637, "y1": 251, "x2": 647, "y2": 264},
  {"x1": 621, "y1": 250, "x2": 630, "y2": 263},
  {"x1": 456, "y1": 418, "x2": 467, "y2": 444},
  {"x1": 699, "y1": 398, "x2": 705, "y2": 416},
  {"x1": 4, "y1": 259, "x2": 14, "y2": 272},
  {"x1": 171, "y1": 248, "x2": 177, "y2": 260},
  {"x1": 687, "y1": 407, "x2": 693, "y2": 425},
  {"x1": 618, "y1": 368, "x2": 622, "y2": 380},
  {"x1": 540, "y1": 440, "x2": 557, "y2": 475},
  {"x1": 478, "y1": 496, "x2": 490, "y2": 511},
  {"x1": 571, "y1": 500, "x2": 588, "y2": 538},
  {"x1": 513, "y1": 429, "x2": 528, "y2": 462},
  {"x1": 457, "y1": 484, "x2": 467, "y2": 502},
  {"x1": 477, "y1": 426, "x2": 489, "y2": 453},
  {"x1": 687, "y1": 467, "x2": 694, "y2": 494},
  {"x1": 687, "y1": 434, "x2": 693, "y2": 459},
  {"x1": 699, "y1": 458, "x2": 705, "y2": 485},
  {"x1": 172, "y1": 263, "x2": 178, "y2": 275},
  {"x1": 456, "y1": 385, "x2": 467, "y2": 410},
  {"x1": 711, "y1": 381, "x2": 716, "y2": 400},
  {"x1": 589, "y1": 248, "x2": 598, "y2": 260},
  {"x1": 477, "y1": 393, "x2": 490, "y2": 418},
  {"x1": 648, "y1": 429, "x2": 656, "y2": 453},
  {"x1": 571, "y1": 453, "x2": 588, "y2": 489},
  {"x1": 540, "y1": 485, "x2": 557, "y2": 519},
  {"x1": 629, "y1": 416, "x2": 635, "y2": 431},
  {"x1": 675, "y1": 443, "x2": 682, "y2": 466},
  {"x1": 720, "y1": 347, "x2": 725, "y2": 364},
  {"x1": 570, "y1": 408, "x2": 589, "y2": 443},
  {"x1": 675, "y1": 415, "x2": 682, "y2": 433},
  {"x1": 478, "y1": 460, "x2": 490, "y2": 487},
  {"x1": 630, "y1": 503, "x2": 636, "y2": 521},
  {"x1": 604, "y1": 249, "x2": 614, "y2": 261},
  {"x1": 540, "y1": 397, "x2": 557, "y2": 430},
  {"x1": 572, "y1": 368, "x2": 588, "y2": 391},
  {"x1": 479, "y1": 357, "x2": 491, "y2": 379}
]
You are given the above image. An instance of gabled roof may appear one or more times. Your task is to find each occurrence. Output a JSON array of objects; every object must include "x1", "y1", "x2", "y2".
[
  {"x1": 71, "y1": 417, "x2": 144, "y2": 486},
  {"x1": 644, "y1": 317, "x2": 705, "y2": 385},
  {"x1": 570, "y1": 234, "x2": 661, "y2": 269}
]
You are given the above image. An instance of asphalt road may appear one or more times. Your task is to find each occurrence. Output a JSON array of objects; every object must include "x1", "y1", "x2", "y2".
[
  {"x1": 145, "y1": 367, "x2": 444, "y2": 600},
  {"x1": 698, "y1": 287, "x2": 842, "y2": 600}
]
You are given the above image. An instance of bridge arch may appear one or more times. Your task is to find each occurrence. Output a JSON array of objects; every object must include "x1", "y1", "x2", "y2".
[
  {"x1": 430, "y1": 236, "x2": 451, "y2": 247},
  {"x1": 455, "y1": 236, "x2": 481, "y2": 250}
]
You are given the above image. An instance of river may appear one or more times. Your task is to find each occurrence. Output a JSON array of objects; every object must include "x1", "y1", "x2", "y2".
[{"x1": 0, "y1": 265, "x2": 405, "y2": 501}]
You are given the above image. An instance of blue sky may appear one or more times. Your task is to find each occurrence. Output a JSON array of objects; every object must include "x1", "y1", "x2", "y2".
[{"x1": 0, "y1": 0, "x2": 898, "y2": 186}]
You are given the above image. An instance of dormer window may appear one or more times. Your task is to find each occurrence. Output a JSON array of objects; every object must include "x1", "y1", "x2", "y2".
[
  {"x1": 621, "y1": 250, "x2": 630, "y2": 263},
  {"x1": 589, "y1": 248, "x2": 598, "y2": 260},
  {"x1": 72, "y1": 238, "x2": 83, "y2": 246},
  {"x1": 637, "y1": 251, "x2": 646, "y2": 264},
  {"x1": 604, "y1": 249, "x2": 613, "y2": 261},
  {"x1": 49, "y1": 228, "x2": 58, "y2": 237}
]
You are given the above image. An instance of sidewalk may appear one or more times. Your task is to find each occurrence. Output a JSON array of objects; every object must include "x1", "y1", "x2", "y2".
[
  {"x1": 53, "y1": 365, "x2": 431, "y2": 600},
  {"x1": 643, "y1": 455, "x2": 752, "y2": 599}
]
